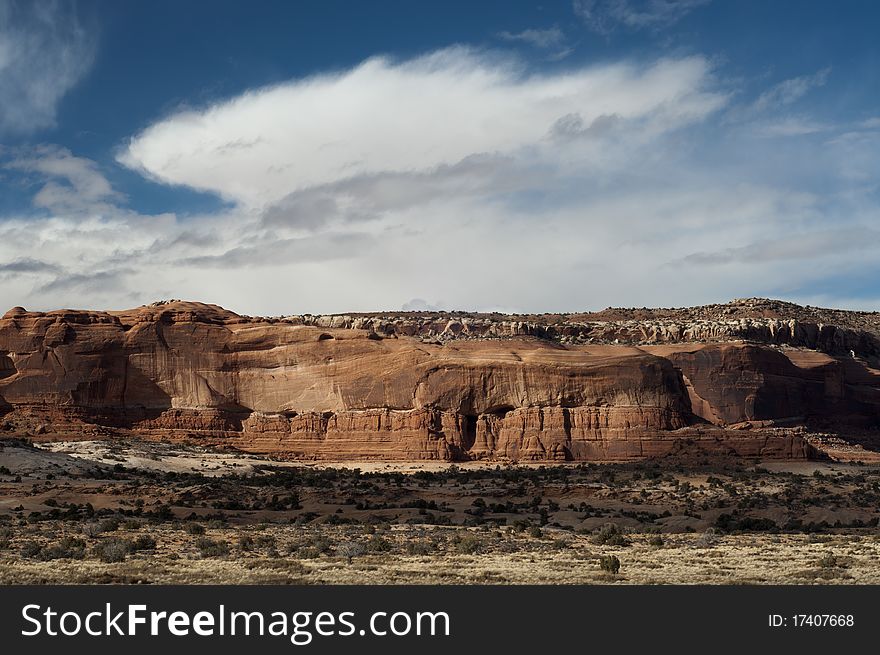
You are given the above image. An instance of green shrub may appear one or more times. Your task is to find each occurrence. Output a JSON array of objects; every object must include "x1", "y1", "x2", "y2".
[
  {"x1": 818, "y1": 553, "x2": 841, "y2": 569},
  {"x1": 130, "y1": 535, "x2": 156, "y2": 551},
  {"x1": 307, "y1": 535, "x2": 332, "y2": 554},
  {"x1": 20, "y1": 540, "x2": 42, "y2": 559},
  {"x1": 599, "y1": 554, "x2": 620, "y2": 574},
  {"x1": 367, "y1": 535, "x2": 392, "y2": 553},
  {"x1": 405, "y1": 541, "x2": 432, "y2": 556},
  {"x1": 648, "y1": 535, "x2": 664, "y2": 548},
  {"x1": 592, "y1": 523, "x2": 630, "y2": 547},
  {"x1": 99, "y1": 518, "x2": 120, "y2": 533},
  {"x1": 254, "y1": 535, "x2": 276, "y2": 549},
  {"x1": 40, "y1": 536, "x2": 86, "y2": 560},
  {"x1": 196, "y1": 537, "x2": 229, "y2": 558},
  {"x1": 297, "y1": 547, "x2": 323, "y2": 559},
  {"x1": 185, "y1": 523, "x2": 206, "y2": 535},
  {"x1": 455, "y1": 535, "x2": 484, "y2": 554}
]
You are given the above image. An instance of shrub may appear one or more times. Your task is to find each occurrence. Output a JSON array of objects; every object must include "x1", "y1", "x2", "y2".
[
  {"x1": 196, "y1": 537, "x2": 229, "y2": 558},
  {"x1": 297, "y1": 547, "x2": 323, "y2": 559},
  {"x1": 714, "y1": 513, "x2": 778, "y2": 533},
  {"x1": 648, "y1": 535, "x2": 664, "y2": 548},
  {"x1": 41, "y1": 536, "x2": 86, "y2": 560},
  {"x1": 0, "y1": 527, "x2": 12, "y2": 549},
  {"x1": 367, "y1": 535, "x2": 392, "y2": 553},
  {"x1": 20, "y1": 540, "x2": 42, "y2": 559},
  {"x1": 99, "y1": 518, "x2": 120, "y2": 533},
  {"x1": 336, "y1": 541, "x2": 366, "y2": 564},
  {"x1": 592, "y1": 523, "x2": 630, "y2": 547},
  {"x1": 95, "y1": 538, "x2": 130, "y2": 563},
  {"x1": 405, "y1": 541, "x2": 432, "y2": 556},
  {"x1": 696, "y1": 527, "x2": 718, "y2": 548},
  {"x1": 528, "y1": 526, "x2": 543, "y2": 539},
  {"x1": 254, "y1": 535, "x2": 276, "y2": 549},
  {"x1": 455, "y1": 535, "x2": 484, "y2": 554},
  {"x1": 306, "y1": 535, "x2": 332, "y2": 554},
  {"x1": 130, "y1": 535, "x2": 156, "y2": 551},
  {"x1": 185, "y1": 523, "x2": 206, "y2": 535},
  {"x1": 81, "y1": 522, "x2": 102, "y2": 537},
  {"x1": 599, "y1": 554, "x2": 621, "y2": 574},
  {"x1": 818, "y1": 553, "x2": 841, "y2": 569},
  {"x1": 82, "y1": 518, "x2": 122, "y2": 537}
]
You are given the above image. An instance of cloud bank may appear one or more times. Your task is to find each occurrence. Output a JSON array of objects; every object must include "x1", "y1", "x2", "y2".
[
  {"x1": 2, "y1": 46, "x2": 879, "y2": 315},
  {"x1": 119, "y1": 49, "x2": 724, "y2": 209}
]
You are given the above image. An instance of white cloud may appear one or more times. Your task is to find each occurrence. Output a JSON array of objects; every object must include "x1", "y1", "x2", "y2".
[
  {"x1": 0, "y1": 0, "x2": 95, "y2": 134},
  {"x1": 5, "y1": 145, "x2": 122, "y2": 212},
  {"x1": 497, "y1": 27, "x2": 573, "y2": 61},
  {"x1": 749, "y1": 67, "x2": 831, "y2": 114},
  {"x1": 119, "y1": 49, "x2": 726, "y2": 210},
  {"x1": 497, "y1": 26, "x2": 567, "y2": 49},
  {"x1": 497, "y1": 27, "x2": 565, "y2": 49},
  {"x1": 573, "y1": 0, "x2": 709, "y2": 34},
  {"x1": 753, "y1": 116, "x2": 830, "y2": 137}
]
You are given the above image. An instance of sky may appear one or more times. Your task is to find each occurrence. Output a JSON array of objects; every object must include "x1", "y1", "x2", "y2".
[{"x1": 0, "y1": 0, "x2": 878, "y2": 315}]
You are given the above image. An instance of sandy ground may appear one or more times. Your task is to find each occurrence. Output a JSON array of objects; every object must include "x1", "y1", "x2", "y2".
[
  {"x1": 38, "y1": 440, "x2": 288, "y2": 476},
  {"x1": 35, "y1": 440, "x2": 612, "y2": 474},
  {"x1": 34, "y1": 439, "x2": 876, "y2": 476}
]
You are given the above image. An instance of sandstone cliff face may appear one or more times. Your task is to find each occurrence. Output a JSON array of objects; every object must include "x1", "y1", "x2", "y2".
[{"x1": 1, "y1": 300, "x2": 878, "y2": 461}]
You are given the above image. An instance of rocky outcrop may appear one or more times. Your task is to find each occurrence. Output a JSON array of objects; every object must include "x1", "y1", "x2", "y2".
[
  {"x1": 293, "y1": 300, "x2": 880, "y2": 362},
  {"x1": 1, "y1": 299, "x2": 879, "y2": 461}
]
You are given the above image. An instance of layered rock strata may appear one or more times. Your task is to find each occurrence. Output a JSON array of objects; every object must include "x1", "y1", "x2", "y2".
[{"x1": 1, "y1": 299, "x2": 878, "y2": 461}]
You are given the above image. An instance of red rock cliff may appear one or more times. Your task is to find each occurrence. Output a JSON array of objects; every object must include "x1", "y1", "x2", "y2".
[{"x1": 2, "y1": 300, "x2": 878, "y2": 461}]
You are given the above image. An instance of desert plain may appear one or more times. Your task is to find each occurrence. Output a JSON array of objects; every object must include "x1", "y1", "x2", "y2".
[{"x1": 1, "y1": 438, "x2": 879, "y2": 584}]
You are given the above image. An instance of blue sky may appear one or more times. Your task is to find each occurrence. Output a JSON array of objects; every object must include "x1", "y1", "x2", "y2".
[{"x1": 0, "y1": 0, "x2": 878, "y2": 314}]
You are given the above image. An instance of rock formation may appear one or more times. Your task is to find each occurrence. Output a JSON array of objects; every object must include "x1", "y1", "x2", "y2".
[{"x1": 1, "y1": 298, "x2": 879, "y2": 461}]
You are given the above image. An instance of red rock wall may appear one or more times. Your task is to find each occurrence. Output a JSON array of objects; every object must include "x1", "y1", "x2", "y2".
[{"x1": 2, "y1": 302, "x2": 877, "y2": 461}]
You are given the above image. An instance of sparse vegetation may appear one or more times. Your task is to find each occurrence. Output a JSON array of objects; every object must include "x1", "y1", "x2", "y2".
[
  {"x1": 3, "y1": 438, "x2": 880, "y2": 584},
  {"x1": 599, "y1": 555, "x2": 621, "y2": 574},
  {"x1": 336, "y1": 541, "x2": 365, "y2": 564},
  {"x1": 592, "y1": 523, "x2": 630, "y2": 547},
  {"x1": 94, "y1": 538, "x2": 130, "y2": 563},
  {"x1": 195, "y1": 537, "x2": 229, "y2": 558}
]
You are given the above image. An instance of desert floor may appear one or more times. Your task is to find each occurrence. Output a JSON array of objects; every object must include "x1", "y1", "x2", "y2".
[{"x1": 1, "y1": 437, "x2": 879, "y2": 584}]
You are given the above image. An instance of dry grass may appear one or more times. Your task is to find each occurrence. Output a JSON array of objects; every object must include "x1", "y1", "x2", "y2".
[{"x1": 1, "y1": 525, "x2": 878, "y2": 585}]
